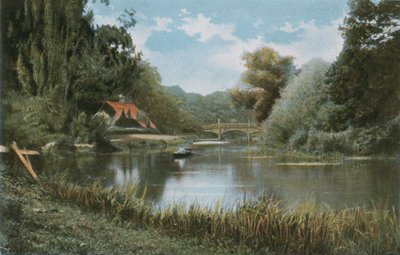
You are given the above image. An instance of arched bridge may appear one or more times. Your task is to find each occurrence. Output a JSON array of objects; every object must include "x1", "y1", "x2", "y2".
[{"x1": 202, "y1": 122, "x2": 263, "y2": 140}]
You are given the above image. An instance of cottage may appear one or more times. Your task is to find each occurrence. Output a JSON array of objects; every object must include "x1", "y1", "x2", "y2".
[{"x1": 98, "y1": 95, "x2": 157, "y2": 131}]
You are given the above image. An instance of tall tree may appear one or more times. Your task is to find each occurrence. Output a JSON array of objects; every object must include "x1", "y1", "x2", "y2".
[
  {"x1": 327, "y1": 0, "x2": 400, "y2": 130},
  {"x1": 234, "y1": 47, "x2": 294, "y2": 122}
]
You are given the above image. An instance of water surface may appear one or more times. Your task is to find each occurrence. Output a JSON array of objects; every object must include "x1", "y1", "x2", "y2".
[{"x1": 42, "y1": 144, "x2": 400, "y2": 209}]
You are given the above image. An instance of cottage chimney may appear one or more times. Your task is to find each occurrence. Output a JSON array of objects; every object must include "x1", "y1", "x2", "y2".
[{"x1": 119, "y1": 94, "x2": 126, "y2": 103}]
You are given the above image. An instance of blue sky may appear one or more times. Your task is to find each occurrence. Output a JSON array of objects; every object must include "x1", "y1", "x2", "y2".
[{"x1": 88, "y1": 0, "x2": 348, "y2": 94}]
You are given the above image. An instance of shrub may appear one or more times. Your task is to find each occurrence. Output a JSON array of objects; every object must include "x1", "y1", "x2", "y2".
[
  {"x1": 304, "y1": 129, "x2": 353, "y2": 154},
  {"x1": 2, "y1": 92, "x2": 68, "y2": 148},
  {"x1": 70, "y1": 112, "x2": 90, "y2": 144},
  {"x1": 262, "y1": 59, "x2": 330, "y2": 149}
]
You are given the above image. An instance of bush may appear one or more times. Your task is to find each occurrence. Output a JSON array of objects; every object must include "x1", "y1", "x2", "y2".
[
  {"x1": 304, "y1": 129, "x2": 353, "y2": 154},
  {"x1": 262, "y1": 59, "x2": 330, "y2": 149},
  {"x1": 261, "y1": 58, "x2": 400, "y2": 155},
  {"x1": 302, "y1": 124, "x2": 399, "y2": 155},
  {"x1": 288, "y1": 128, "x2": 308, "y2": 150},
  {"x1": 70, "y1": 112, "x2": 90, "y2": 144},
  {"x1": 2, "y1": 92, "x2": 68, "y2": 148}
]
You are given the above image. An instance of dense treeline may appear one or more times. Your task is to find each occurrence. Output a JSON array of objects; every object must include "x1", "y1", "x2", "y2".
[
  {"x1": 165, "y1": 86, "x2": 248, "y2": 125},
  {"x1": 1, "y1": 0, "x2": 196, "y2": 147},
  {"x1": 233, "y1": 0, "x2": 400, "y2": 155}
]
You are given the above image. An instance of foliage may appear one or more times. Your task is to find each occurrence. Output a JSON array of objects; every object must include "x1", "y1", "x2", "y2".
[
  {"x1": 125, "y1": 64, "x2": 200, "y2": 134},
  {"x1": 229, "y1": 87, "x2": 256, "y2": 110},
  {"x1": 260, "y1": 1, "x2": 400, "y2": 155},
  {"x1": 2, "y1": 0, "x2": 200, "y2": 146},
  {"x1": 234, "y1": 47, "x2": 294, "y2": 122},
  {"x1": 2, "y1": 92, "x2": 68, "y2": 148},
  {"x1": 262, "y1": 59, "x2": 331, "y2": 150},
  {"x1": 70, "y1": 111, "x2": 110, "y2": 144},
  {"x1": 327, "y1": 0, "x2": 400, "y2": 130},
  {"x1": 2, "y1": 0, "x2": 96, "y2": 146},
  {"x1": 166, "y1": 86, "x2": 248, "y2": 125}
]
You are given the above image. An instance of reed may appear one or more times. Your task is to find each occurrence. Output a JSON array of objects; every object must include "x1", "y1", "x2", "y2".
[{"x1": 42, "y1": 176, "x2": 400, "y2": 254}]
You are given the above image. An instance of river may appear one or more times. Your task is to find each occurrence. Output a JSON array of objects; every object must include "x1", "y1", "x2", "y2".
[{"x1": 41, "y1": 143, "x2": 400, "y2": 210}]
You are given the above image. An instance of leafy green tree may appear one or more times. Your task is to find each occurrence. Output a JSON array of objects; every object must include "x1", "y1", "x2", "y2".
[
  {"x1": 127, "y1": 63, "x2": 199, "y2": 133},
  {"x1": 262, "y1": 59, "x2": 330, "y2": 148},
  {"x1": 236, "y1": 47, "x2": 294, "y2": 122},
  {"x1": 3, "y1": 0, "x2": 93, "y2": 145},
  {"x1": 230, "y1": 87, "x2": 257, "y2": 111},
  {"x1": 2, "y1": 0, "x2": 204, "y2": 146},
  {"x1": 70, "y1": 24, "x2": 142, "y2": 113},
  {"x1": 327, "y1": 0, "x2": 400, "y2": 130}
]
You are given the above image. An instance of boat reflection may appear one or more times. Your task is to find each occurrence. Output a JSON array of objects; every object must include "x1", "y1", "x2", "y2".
[{"x1": 174, "y1": 158, "x2": 186, "y2": 170}]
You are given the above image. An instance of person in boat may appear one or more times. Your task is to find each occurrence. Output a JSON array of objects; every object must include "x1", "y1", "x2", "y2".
[{"x1": 177, "y1": 146, "x2": 186, "y2": 153}]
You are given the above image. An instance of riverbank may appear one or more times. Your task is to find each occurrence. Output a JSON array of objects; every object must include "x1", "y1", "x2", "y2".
[
  {"x1": 2, "y1": 169, "x2": 400, "y2": 255},
  {"x1": 108, "y1": 133, "x2": 192, "y2": 152},
  {"x1": 0, "y1": 175, "x2": 262, "y2": 255}
]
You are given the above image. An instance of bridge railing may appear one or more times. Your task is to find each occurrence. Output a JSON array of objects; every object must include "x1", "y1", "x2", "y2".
[{"x1": 202, "y1": 123, "x2": 261, "y2": 130}]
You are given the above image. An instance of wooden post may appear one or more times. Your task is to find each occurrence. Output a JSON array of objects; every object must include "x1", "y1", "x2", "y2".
[
  {"x1": 218, "y1": 118, "x2": 221, "y2": 140},
  {"x1": 11, "y1": 142, "x2": 38, "y2": 181}
]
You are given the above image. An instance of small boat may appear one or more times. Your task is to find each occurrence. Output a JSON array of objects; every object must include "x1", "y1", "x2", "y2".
[{"x1": 172, "y1": 146, "x2": 192, "y2": 159}]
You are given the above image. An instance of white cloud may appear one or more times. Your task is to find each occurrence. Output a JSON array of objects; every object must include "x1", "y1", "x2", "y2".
[
  {"x1": 278, "y1": 22, "x2": 300, "y2": 33},
  {"x1": 268, "y1": 18, "x2": 344, "y2": 66},
  {"x1": 152, "y1": 16, "x2": 173, "y2": 32},
  {"x1": 211, "y1": 35, "x2": 266, "y2": 72},
  {"x1": 179, "y1": 13, "x2": 238, "y2": 42},
  {"x1": 129, "y1": 25, "x2": 154, "y2": 56},
  {"x1": 126, "y1": 11, "x2": 344, "y2": 94},
  {"x1": 209, "y1": 17, "x2": 344, "y2": 79},
  {"x1": 129, "y1": 17, "x2": 174, "y2": 58},
  {"x1": 170, "y1": 14, "x2": 345, "y2": 93},
  {"x1": 179, "y1": 8, "x2": 190, "y2": 17}
]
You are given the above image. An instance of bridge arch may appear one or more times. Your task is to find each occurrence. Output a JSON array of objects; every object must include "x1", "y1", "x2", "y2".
[
  {"x1": 220, "y1": 129, "x2": 251, "y2": 141},
  {"x1": 202, "y1": 122, "x2": 262, "y2": 140},
  {"x1": 201, "y1": 131, "x2": 219, "y2": 138}
]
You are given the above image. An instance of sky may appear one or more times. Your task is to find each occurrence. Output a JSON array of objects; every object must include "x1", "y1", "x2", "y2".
[{"x1": 88, "y1": 0, "x2": 349, "y2": 95}]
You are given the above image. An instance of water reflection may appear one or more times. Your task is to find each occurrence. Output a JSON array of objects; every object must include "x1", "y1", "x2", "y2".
[
  {"x1": 174, "y1": 159, "x2": 186, "y2": 169},
  {"x1": 41, "y1": 145, "x2": 400, "y2": 210}
]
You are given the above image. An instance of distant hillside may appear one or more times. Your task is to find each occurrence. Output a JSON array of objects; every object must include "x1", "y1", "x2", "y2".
[{"x1": 164, "y1": 86, "x2": 248, "y2": 124}]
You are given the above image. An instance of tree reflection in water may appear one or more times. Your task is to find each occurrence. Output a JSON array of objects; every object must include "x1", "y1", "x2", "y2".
[{"x1": 39, "y1": 146, "x2": 400, "y2": 210}]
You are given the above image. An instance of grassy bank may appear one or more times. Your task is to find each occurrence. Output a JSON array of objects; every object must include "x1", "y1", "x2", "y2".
[
  {"x1": 0, "y1": 175, "x2": 257, "y2": 255},
  {"x1": 3, "y1": 173, "x2": 397, "y2": 255},
  {"x1": 254, "y1": 147, "x2": 344, "y2": 163}
]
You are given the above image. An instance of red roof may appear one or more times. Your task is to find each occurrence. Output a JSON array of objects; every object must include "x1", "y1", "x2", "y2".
[
  {"x1": 105, "y1": 101, "x2": 157, "y2": 129},
  {"x1": 106, "y1": 101, "x2": 139, "y2": 122}
]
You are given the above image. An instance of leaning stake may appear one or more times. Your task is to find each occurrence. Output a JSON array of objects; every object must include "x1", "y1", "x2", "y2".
[{"x1": 11, "y1": 142, "x2": 38, "y2": 181}]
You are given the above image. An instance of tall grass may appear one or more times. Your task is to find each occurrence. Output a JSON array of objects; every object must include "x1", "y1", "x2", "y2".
[{"x1": 42, "y1": 176, "x2": 400, "y2": 255}]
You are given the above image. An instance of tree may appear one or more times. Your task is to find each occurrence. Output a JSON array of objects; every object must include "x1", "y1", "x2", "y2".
[
  {"x1": 263, "y1": 59, "x2": 330, "y2": 148},
  {"x1": 2, "y1": 0, "x2": 201, "y2": 146},
  {"x1": 237, "y1": 47, "x2": 294, "y2": 122},
  {"x1": 327, "y1": 0, "x2": 400, "y2": 130}
]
